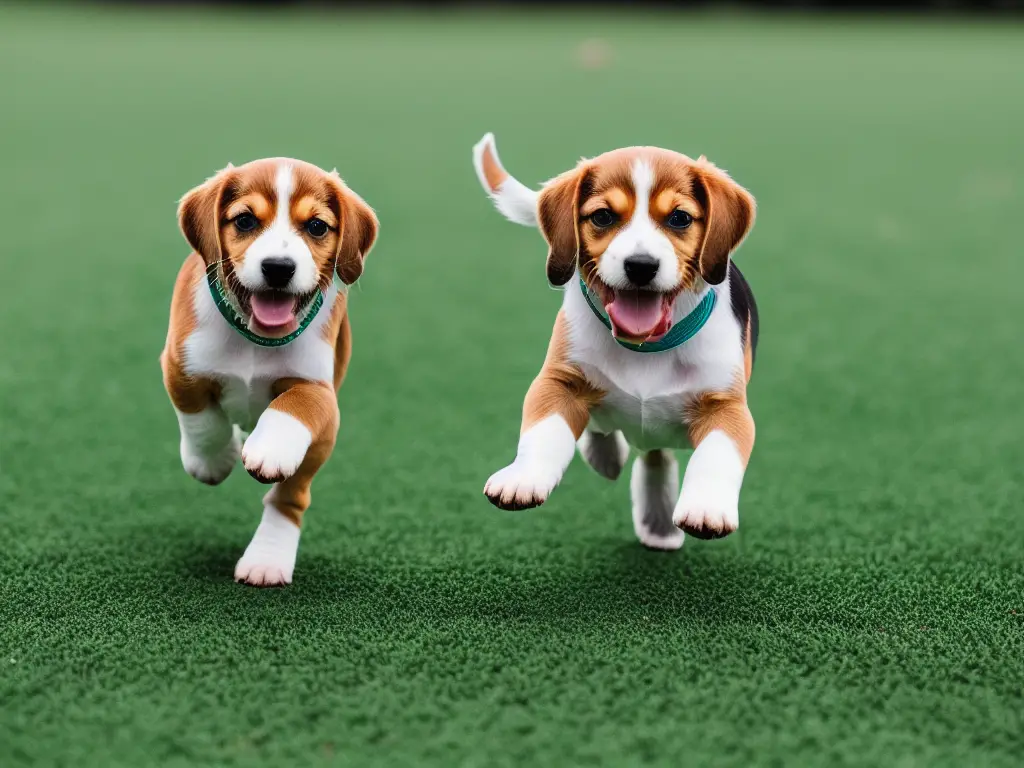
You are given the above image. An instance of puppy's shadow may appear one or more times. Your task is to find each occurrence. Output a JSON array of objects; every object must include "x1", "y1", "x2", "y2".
[{"x1": 149, "y1": 525, "x2": 781, "y2": 632}]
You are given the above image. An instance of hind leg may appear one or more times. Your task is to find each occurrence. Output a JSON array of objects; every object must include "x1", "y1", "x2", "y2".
[
  {"x1": 578, "y1": 429, "x2": 629, "y2": 480},
  {"x1": 631, "y1": 450, "x2": 684, "y2": 551}
]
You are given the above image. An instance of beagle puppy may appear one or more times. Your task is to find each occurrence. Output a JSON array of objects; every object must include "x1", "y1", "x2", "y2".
[
  {"x1": 161, "y1": 158, "x2": 377, "y2": 586},
  {"x1": 472, "y1": 134, "x2": 758, "y2": 549}
]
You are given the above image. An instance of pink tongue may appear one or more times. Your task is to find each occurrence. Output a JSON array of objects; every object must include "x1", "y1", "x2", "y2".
[
  {"x1": 250, "y1": 292, "x2": 297, "y2": 328},
  {"x1": 606, "y1": 290, "x2": 665, "y2": 337}
]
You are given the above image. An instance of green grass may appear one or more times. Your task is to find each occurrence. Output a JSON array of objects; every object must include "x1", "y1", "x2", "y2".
[{"x1": 2, "y1": 4, "x2": 1024, "y2": 766}]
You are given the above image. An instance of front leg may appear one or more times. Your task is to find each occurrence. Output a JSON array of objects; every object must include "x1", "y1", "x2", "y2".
[
  {"x1": 163, "y1": 353, "x2": 239, "y2": 486},
  {"x1": 484, "y1": 312, "x2": 603, "y2": 510},
  {"x1": 242, "y1": 379, "x2": 337, "y2": 484},
  {"x1": 673, "y1": 390, "x2": 755, "y2": 539},
  {"x1": 236, "y1": 378, "x2": 339, "y2": 587}
]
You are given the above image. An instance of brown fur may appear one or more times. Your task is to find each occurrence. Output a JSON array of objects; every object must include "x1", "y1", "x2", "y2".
[
  {"x1": 534, "y1": 147, "x2": 754, "y2": 296},
  {"x1": 684, "y1": 380, "x2": 755, "y2": 466},
  {"x1": 480, "y1": 146, "x2": 509, "y2": 192},
  {"x1": 520, "y1": 311, "x2": 605, "y2": 437}
]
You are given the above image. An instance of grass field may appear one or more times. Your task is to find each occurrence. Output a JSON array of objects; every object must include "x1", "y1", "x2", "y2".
[{"x1": 2, "y1": 3, "x2": 1024, "y2": 766}]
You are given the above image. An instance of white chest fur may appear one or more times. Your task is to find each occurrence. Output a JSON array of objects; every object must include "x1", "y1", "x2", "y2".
[
  {"x1": 183, "y1": 279, "x2": 339, "y2": 431},
  {"x1": 563, "y1": 275, "x2": 744, "y2": 451}
]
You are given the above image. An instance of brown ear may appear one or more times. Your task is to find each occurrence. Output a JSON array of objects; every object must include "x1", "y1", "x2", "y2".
[
  {"x1": 177, "y1": 166, "x2": 232, "y2": 264},
  {"x1": 692, "y1": 160, "x2": 756, "y2": 285},
  {"x1": 331, "y1": 174, "x2": 379, "y2": 285},
  {"x1": 537, "y1": 165, "x2": 589, "y2": 287}
]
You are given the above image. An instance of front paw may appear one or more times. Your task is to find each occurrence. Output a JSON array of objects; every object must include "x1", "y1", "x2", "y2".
[
  {"x1": 181, "y1": 426, "x2": 241, "y2": 486},
  {"x1": 483, "y1": 460, "x2": 563, "y2": 511},
  {"x1": 672, "y1": 491, "x2": 739, "y2": 540},
  {"x1": 242, "y1": 410, "x2": 312, "y2": 484}
]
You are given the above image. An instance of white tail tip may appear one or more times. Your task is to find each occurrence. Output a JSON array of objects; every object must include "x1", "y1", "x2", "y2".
[{"x1": 472, "y1": 132, "x2": 539, "y2": 228}]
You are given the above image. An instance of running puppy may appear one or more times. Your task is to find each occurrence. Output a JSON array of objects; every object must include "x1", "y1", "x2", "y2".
[
  {"x1": 473, "y1": 134, "x2": 757, "y2": 549},
  {"x1": 162, "y1": 158, "x2": 377, "y2": 585}
]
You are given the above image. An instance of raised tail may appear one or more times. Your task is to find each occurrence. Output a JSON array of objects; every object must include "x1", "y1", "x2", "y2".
[{"x1": 472, "y1": 133, "x2": 539, "y2": 228}]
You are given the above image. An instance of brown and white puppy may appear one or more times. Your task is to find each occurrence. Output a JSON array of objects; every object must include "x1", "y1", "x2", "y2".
[
  {"x1": 473, "y1": 134, "x2": 758, "y2": 549},
  {"x1": 161, "y1": 158, "x2": 377, "y2": 585}
]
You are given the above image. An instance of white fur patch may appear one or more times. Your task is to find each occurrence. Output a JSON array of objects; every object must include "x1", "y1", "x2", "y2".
[
  {"x1": 673, "y1": 430, "x2": 744, "y2": 538},
  {"x1": 242, "y1": 408, "x2": 312, "y2": 481},
  {"x1": 185, "y1": 279, "x2": 337, "y2": 431},
  {"x1": 564, "y1": 275, "x2": 743, "y2": 452},
  {"x1": 234, "y1": 501, "x2": 301, "y2": 587},
  {"x1": 630, "y1": 452, "x2": 683, "y2": 551},
  {"x1": 472, "y1": 133, "x2": 539, "y2": 227},
  {"x1": 484, "y1": 415, "x2": 577, "y2": 509},
  {"x1": 236, "y1": 162, "x2": 319, "y2": 294},
  {"x1": 176, "y1": 407, "x2": 241, "y2": 485},
  {"x1": 596, "y1": 158, "x2": 680, "y2": 293}
]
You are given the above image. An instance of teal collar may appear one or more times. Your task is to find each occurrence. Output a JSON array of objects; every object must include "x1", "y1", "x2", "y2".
[
  {"x1": 207, "y1": 265, "x2": 325, "y2": 348},
  {"x1": 579, "y1": 276, "x2": 717, "y2": 353}
]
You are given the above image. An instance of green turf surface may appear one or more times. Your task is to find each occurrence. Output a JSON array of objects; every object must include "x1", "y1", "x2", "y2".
[{"x1": 2, "y1": 4, "x2": 1024, "y2": 766}]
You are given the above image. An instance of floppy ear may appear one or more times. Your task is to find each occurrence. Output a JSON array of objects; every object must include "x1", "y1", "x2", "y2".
[
  {"x1": 330, "y1": 174, "x2": 379, "y2": 285},
  {"x1": 537, "y1": 165, "x2": 589, "y2": 287},
  {"x1": 692, "y1": 160, "x2": 756, "y2": 285},
  {"x1": 177, "y1": 166, "x2": 233, "y2": 264}
]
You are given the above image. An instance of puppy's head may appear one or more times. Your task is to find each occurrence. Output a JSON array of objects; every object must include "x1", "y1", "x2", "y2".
[
  {"x1": 178, "y1": 158, "x2": 377, "y2": 338},
  {"x1": 538, "y1": 148, "x2": 754, "y2": 343}
]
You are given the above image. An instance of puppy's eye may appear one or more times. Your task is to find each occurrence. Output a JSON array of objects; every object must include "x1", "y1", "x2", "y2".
[
  {"x1": 233, "y1": 213, "x2": 259, "y2": 233},
  {"x1": 305, "y1": 218, "x2": 329, "y2": 238},
  {"x1": 666, "y1": 210, "x2": 693, "y2": 230},
  {"x1": 589, "y1": 209, "x2": 617, "y2": 228}
]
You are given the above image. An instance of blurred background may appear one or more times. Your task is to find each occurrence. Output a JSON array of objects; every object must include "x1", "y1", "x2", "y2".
[{"x1": 2, "y1": 2, "x2": 1023, "y2": 767}]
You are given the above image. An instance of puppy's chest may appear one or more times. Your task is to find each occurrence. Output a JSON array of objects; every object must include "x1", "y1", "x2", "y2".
[
  {"x1": 576, "y1": 353, "x2": 702, "y2": 451},
  {"x1": 183, "y1": 324, "x2": 333, "y2": 432}
]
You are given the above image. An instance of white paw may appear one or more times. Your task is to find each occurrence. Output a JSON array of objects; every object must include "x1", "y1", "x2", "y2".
[
  {"x1": 578, "y1": 430, "x2": 630, "y2": 480},
  {"x1": 672, "y1": 497, "x2": 738, "y2": 540},
  {"x1": 673, "y1": 431, "x2": 744, "y2": 540},
  {"x1": 242, "y1": 410, "x2": 312, "y2": 484},
  {"x1": 234, "y1": 504, "x2": 300, "y2": 588},
  {"x1": 234, "y1": 561, "x2": 292, "y2": 587},
  {"x1": 631, "y1": 452, "x2": 684, "y2": 551},
  {"x1": 181, "y1": 425, "x2": 241, "y2": 486},
  {"x1": 483, "y1": 460, "x2": 563, "y2": 511},
  {"x1": 484, "y1": 415, "x2": 577, "y2": 511},
  {"x1": 637, "y1": 527, "x2": 685, "y2": 551}
]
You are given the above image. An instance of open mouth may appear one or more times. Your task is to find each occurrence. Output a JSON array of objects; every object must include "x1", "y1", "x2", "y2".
[
  {"x1": 247, "y1": 291, "x2": 301, "y2": 337},
  {"x1": 598, "y1": 286, "x2": 674, "y2": 343}
]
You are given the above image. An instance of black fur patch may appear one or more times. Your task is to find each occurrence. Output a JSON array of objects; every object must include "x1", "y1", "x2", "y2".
[{"x1": 728, "y1": 262, "x2": 759, "y2": 363}]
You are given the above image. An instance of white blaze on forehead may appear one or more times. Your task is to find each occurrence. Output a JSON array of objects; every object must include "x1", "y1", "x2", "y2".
[
  {"x1": 630, "y1": 157, "x2": 655, "y2": 223},
  {"x1": 236, "y1": 161, "x2": 319, "y2": 293},
  {"x1": 274, "y1": 162, "x2": 295, "y2": 223},
  {"x1": 595, "y1": 157, "x2": 680, "y2": 293}
]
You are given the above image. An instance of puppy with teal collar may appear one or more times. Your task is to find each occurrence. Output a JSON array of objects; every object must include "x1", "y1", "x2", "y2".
[{"x1": 472, "y1": 134, "x2": 758, "y2": 549}]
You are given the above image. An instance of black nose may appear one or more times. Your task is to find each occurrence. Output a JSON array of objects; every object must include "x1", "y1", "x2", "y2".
[
  {"x1": 261, "y1": 257, "x2": 296, "y2": 289},
  {"x1": 623, "y1": 254, "x2": 660, "y2": 287}
]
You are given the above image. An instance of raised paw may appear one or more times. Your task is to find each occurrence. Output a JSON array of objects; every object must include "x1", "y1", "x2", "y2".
[
  {"x1": 483, "y1": 460, "x2": 563, "y2": 511},
  {"x1": 181, "y1": 426, "x2": 242, "y2": 486},
  {"x1": 672, "y1": 497, "x2": 738, "y2": 540},
  {"x1": 241, "y1": 410, "x2": 312, "y2": 484}
]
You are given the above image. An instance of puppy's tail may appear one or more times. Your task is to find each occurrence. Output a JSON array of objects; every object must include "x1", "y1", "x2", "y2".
[{"x1": 472, "y1": 133, "x2": 539, "y2": 228}]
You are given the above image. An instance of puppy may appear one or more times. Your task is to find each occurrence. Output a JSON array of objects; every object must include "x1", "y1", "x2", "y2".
[
  {"x1": 473, "y1": 134, "x2": 758, "y2": 549},
  {"x1": 161, "y1": 158, "x2": 378, "y2": 585}
]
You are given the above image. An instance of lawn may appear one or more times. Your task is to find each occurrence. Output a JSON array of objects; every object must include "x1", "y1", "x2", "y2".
[{"x1": 2, "y1": 4, "x2": 1023, "y2": 766}]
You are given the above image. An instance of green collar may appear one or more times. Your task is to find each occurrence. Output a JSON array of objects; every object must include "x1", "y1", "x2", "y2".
[
  {"x1": 579, "y1": 276, "x2": 717, "y2": 353},
  {"x1": 207, "y1": 266, "x2": 325, "y2": 348}
]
